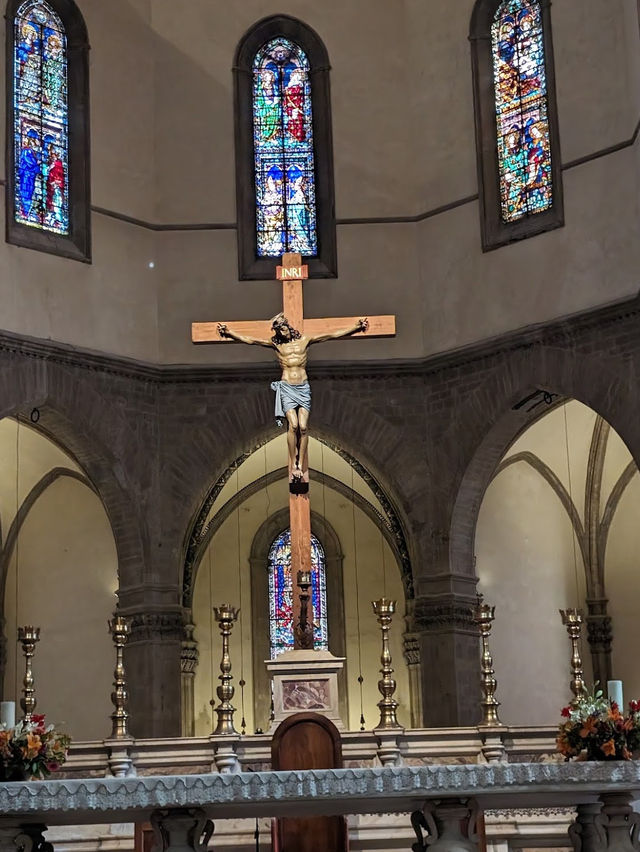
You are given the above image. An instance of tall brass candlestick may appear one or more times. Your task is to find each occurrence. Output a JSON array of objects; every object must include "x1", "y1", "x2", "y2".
[
  {"x1": 211, "y1": 605, "x2": 239, "y2": 736},
  {"x1": 560, "y1": 608, "x2": 587, "y2": 703},
  {"x1": 372, "y1": 598, "x2": 400, "y2": 729},
  {"x1": 18, "y1": 626, "x2": 40, "y2": 720},
  {"x1": 472, "y1": 597, "x2": 502, "y2": 726},
  {"x1": 108, "y1": 614, "x2": 131, "y2": 739}
]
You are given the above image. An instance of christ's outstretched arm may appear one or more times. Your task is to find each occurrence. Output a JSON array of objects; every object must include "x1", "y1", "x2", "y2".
[
  {"x1": 217, "y1": 323, "x2": 273, "y2": 348},
  {"x1": 307, "y1": 317, "x2": 368, "y2": 345}
]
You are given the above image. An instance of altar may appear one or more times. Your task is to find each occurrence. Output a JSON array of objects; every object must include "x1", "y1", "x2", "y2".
[{"x1": 0, "y1": 763, "x2": 638, "y2": 852}]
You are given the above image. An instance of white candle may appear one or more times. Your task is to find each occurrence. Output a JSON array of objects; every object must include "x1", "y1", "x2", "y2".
[
  {"x1": 0, "y1": 701, "x2": 15, "y2": 728},
  {"x1": 608, "y1": 680, "x2": 624, "y2": 709}
]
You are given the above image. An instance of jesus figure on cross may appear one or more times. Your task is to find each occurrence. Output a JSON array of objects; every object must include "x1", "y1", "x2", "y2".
[{"x1": 217, "y1": 313, "x2": 368, "y2": 480}]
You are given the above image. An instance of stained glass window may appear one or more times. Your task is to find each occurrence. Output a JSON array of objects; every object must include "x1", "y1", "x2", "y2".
[
  {"x1": 492, "y1": 0, "x2": 552, "y2": 222},
  {"x1": 252, "y1": 37, "x2": 317, "y2": 258},
  {"x1": 13, "y1": 0, "x2": 68, "y2": 235},
  {"x1": 268, "y1": 529, "x2": 328, "y2": 658}
]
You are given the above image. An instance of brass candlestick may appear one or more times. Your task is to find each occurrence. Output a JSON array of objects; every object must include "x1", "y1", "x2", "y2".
[
  {"x1": 294, "y1": 570, "x2": 314, "y2": 650},
  {"x1": 211, "y1": 604, "x2": 239, "y2": 736},
  {"x1": 372, "y1": 598, "x2": 400, "y2": 729},
  {"x1": 560, "y1": 608, "x2": 587, "y2": 703},
  {"x1": 18, "y1": 626, "x2": 40, "y2": 720},
  {"x1": 472, "y1": 596, "x2": 502, "y2": 726},
  {"x1": 108, "y1": 614, "x2": 131, "y2": 739}
]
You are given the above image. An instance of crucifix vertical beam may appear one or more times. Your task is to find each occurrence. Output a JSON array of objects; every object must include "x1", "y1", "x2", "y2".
[{"x1": 192, "y1": 252, "x2": 396, "y2": 652}]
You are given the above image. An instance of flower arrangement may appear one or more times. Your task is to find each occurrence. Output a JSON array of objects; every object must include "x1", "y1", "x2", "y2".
[
  {"x1": 0, "y1": 714, "x2": 71, "y2": 780},
  {"x1": 557, "y1": 687, "x2": 640, "y2": 761}
]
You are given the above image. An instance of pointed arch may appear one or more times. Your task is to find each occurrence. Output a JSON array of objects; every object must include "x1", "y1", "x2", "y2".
[
  {"x1": 234, "y1": 15, "x2": 336, "y2": 280},
  {"x1": 470, "y1": 0, "x2": 563, "y2": 250},
  {"x1": 6, "y1": 0, "x2": 90, "y2": 261}
]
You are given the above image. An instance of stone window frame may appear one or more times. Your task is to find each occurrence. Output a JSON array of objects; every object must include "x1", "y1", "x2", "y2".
[
  {"x1": 469, "y1": 0, "x2": 564, "y2": 252},
  {"x1": 233, "y1": 14, "x2": 337, "y2": 280},
  {"x1": 250, "y1": 508, "x2": 347, "y2": 732},
  {"x1": 5, "y1": 0, "x2": 91, "y2": 262}
]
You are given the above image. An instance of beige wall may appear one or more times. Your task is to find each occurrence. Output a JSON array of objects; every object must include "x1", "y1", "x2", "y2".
[
  {"x1": 0, "y1": 0, "x2": 635, "y2": 363},
  {"x1": 475, "y1": 400, "x2": 640, "y2": 725},
  {"x1": 0, "y1": 420, "x2": 118, "y2": 741},
  {"x1": 192, "y1": 436, "x2": 409, "y2": 734}
]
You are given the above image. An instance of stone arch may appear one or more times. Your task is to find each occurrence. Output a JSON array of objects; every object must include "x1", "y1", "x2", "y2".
[
  {"x1": 181, "y1": 428, "x2": 414, "y2": 612},
  {"x1": 449, "y1": 344, "x2": 640, "y2": 581},
  {"x1": 0, "y1": 359, "x2": 148, "y2": 594},
  {"x1": 249, "y1": 507, "x2": 347, "y2": 731}
]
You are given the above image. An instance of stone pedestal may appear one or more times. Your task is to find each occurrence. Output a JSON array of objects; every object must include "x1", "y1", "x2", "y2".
[{"x1": 266, "y1": 650, "x2": 345, "y2": 730}]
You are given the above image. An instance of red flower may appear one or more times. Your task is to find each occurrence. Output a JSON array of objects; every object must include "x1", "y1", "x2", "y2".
[
  {"x1": 561, "y1": 707, "x2": 571, "y2": 718},
  {"x1": 630, "y1": 700, "x2": 640, "y2": 713}
]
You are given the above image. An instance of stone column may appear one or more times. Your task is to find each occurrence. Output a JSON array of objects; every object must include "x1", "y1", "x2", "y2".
[
  {"x1": 124, "y1": 609, "x2": 184, "y2": 738},
  {"x1": 150, "y1": 809, "x2": 214, "y2": 852},
  {"x1": 414, "y1": 593, "x2": 481, "y2": 727},
  {"x1": 181, "y1": 619, "x2": 199, "y2": 737},
  {"x1": 570, "y1": 794, "x2": 640, "y2": 852},
  {"x1": 403, "y1": 601, "x2": 423, "y2": 728},
  {"x1": 0, "y1": 825, "x2": 51, "y2": 852},
  {"x1": 411, "y1": 799, "x2": 479, "y2": 852},
  {"x1": 585, "y1": 598, "x2": 612, "y2": 688}
]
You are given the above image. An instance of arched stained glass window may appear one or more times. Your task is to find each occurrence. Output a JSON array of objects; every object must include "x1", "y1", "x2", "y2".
[
  {"x1": 253, "y1": 38, "x2": 317, "y2": 258},
  {"x1": 268, "y1": 528, "x2": 328, "y2": 658},
  {"x1": 234, "y1": 16, "x2": 336, "y2": 280},
  {"x1": 470, "y1": 0, "x2": 563, "y2": 250},
  {"x1": 492, "y1": 0, "x2": 551, "y2": 222},
  {"x1": 13, "y1": 0, "x2": 68, "y2": 234},
  {"x1": 6, "y1": 0, "x2": 90, "y2": 261}
]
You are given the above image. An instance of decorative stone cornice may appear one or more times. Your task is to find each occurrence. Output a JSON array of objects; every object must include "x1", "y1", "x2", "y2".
[
  {"x1": 181, "y1": 623, "x2": 199, "y2": 675},
  {"x1": 128, "y1": 612, "x2": 185, "y2": 643},
  {"x1": 586, "y1": 615, "x2": 613, "y2": 652},
  {"x1": 0, "y1": 289, "x2": 639, "y2": 386},
  {"x1": 1, "y1": 763, "x2": 640, "y2": 822},
  {"x1": 413, "y1": 600, "x2": 477, "y2": 632},
  {"x1": 402, "y1": 634, "x2": 420, "y2": 666}
]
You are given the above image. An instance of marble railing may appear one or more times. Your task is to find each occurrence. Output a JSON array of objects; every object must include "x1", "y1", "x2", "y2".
[
  {"x1": 0, "y1": 763, "x2": 639, "y2": 852},
  {"x1": 62, "y1": 724, "x2": 559, "y2": 778}
]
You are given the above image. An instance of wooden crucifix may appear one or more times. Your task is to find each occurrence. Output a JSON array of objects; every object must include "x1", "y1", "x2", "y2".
[{"x1": 192, "y1": 252, "x2": 396, "y2": 649}]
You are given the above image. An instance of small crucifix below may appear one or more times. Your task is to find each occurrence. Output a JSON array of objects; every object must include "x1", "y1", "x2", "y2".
[{"x1": 192, "y1": 252, "x2": 396, "y2": 492}]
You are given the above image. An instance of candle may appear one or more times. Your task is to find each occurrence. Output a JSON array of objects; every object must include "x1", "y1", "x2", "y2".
[
  {"x1": 0, "y1": 701, "x2": 15, "y2": 728},
  {"x1": 607, "y1": 680, "x2": 624, "y2": 709}
]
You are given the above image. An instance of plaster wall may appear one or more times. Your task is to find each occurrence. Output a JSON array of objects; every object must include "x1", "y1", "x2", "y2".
[
  {"x1": 0, "y1": 0, "x2": 633, "y2": 364},
  {"x1": 3, "y1": 476, "x2": 117, "y2": 741},
  {"x1": 192, "y1": 475, "x2": 408, "y2": 735}
]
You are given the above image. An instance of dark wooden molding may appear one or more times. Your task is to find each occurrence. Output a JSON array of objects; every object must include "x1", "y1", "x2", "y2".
[
  {"x1": 469, "y1": 0, "x2": 564, "y2": 252},
  {"x1": 5, "y1": 0, "x2": 91, "y2": 262},
  {"x1": 233, "y1": 14, "x2": 337, "y2": 280}
]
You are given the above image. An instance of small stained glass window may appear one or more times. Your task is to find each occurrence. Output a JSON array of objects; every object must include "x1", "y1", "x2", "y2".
[
  {"x1": 252, "y1": 37, "x2": 317, "y2": 258},
  {"x1": 491, "y1": 0, "x2": 552, "y2": 222},
  {"x1": 13, "y1": 0, "x2": 68, "y2": 235},
  {"x1": 268, "y1": 529, "x2": 328, "y2": 658}
]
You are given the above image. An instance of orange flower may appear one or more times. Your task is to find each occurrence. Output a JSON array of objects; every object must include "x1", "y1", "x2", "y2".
[
  {"x1": 622, "y1": 746, "x2": 632, "y2": 760},
  {"x1": 21, "y1": 733, "x2": 41, "y2": 760},
  {"x1": 608, "y1": 707, "x2": 622, "y2": 722},
  {"x1": 0, "y1": 730, "x2": 11, "y2": 757},
  {"x1": 580, "y1": 717, "x2": 598, "y2": 737},
  {"x1": 600, "y1": 739, "x2": 616, "y2": 757}
]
